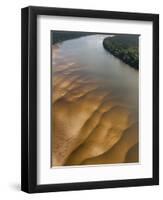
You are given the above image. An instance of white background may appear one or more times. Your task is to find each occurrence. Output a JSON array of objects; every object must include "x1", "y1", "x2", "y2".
[
  {"x1": 0, "y1": 0, "x2": 162, "y2": 199},
  {"x1": 37, "y1": 16, "x2": 153, "y2": 184}
]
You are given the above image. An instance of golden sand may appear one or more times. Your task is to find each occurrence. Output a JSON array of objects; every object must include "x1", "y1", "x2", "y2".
[{"x1": 51, "y1": 44, "x2": 138, "y2": 166}]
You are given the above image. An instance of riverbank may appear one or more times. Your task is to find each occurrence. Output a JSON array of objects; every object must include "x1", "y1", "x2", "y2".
[
  {"x1": 103, "y1": 35, "x2": 139, "y2": 69},
  {"x1": 51, "y1": 35, "x2": 138, "y2": 166},
  {"x1": 52, "y1": 31, "x2": 96, "y2": 44}
]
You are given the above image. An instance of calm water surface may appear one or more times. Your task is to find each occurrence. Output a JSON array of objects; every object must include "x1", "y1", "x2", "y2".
[
  {"x1": 52, "y1": 34, "x2": 139, "y2": 166},
  {"x1": 53, "y1": 34, "x2": 138, "y2": 114}
]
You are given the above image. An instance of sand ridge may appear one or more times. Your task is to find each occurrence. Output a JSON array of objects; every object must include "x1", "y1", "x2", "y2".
[{"x1": 52, "y1": 44, "x2": 139, "y2": 166}]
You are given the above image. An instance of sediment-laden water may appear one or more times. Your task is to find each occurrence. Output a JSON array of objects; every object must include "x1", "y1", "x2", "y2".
[{"x1": 52, "y1": 35, "x2": 139, "y2": 166}]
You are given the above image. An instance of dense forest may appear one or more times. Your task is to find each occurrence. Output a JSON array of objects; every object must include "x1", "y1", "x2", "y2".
[
  {"x1": 52, "y1": 31, "x2": 95, "y2": 44},
  {"x1": 103, "y1": 35, "x2": 139, "y2": 69}
]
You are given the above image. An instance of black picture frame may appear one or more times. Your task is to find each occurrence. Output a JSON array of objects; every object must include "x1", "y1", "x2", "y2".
[{"x1": 21, "y1": 6, "x2": 159, "y2": 193}]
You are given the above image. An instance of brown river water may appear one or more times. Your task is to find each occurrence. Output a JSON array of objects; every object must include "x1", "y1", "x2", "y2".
[{"x1": 51, "y1": 34, "x2": 139, "y2": 167}]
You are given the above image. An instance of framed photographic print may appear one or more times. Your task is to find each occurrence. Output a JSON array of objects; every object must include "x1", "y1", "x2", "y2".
[{"x1": 21, "y1": 6, "x2": 159, "y2": 193}]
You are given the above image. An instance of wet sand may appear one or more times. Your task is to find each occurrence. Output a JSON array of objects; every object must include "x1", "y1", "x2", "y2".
[{"x1": 51, "y1": 35, "x2": 139, "y2": 166}]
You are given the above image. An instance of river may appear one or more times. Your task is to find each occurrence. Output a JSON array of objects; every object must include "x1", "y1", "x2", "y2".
[{"x1": 52, "y1": 34, "x2": 139, "y2": 166}]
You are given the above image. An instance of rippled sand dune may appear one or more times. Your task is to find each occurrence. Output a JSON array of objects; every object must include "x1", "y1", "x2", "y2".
[{"x1": 52, "y1": 43, "x2": 138, "y2": 167}]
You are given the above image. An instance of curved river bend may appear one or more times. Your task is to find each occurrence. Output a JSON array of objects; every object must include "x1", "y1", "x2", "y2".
[{"x1": 52, "y1": 35, "x2": 139, "y2": 166}]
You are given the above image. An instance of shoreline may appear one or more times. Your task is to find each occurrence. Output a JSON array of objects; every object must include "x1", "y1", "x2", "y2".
[{"x1": 103, "y1": 36, "x2": 139, "y2": 70}]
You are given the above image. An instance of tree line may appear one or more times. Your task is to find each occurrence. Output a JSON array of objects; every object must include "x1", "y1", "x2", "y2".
[
  {"x1": 52, "y1": 31, "x2": 95, "y2": 44},
  {"x1": 103, "y1": 35, "x2": 139, "y2": 69}
]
